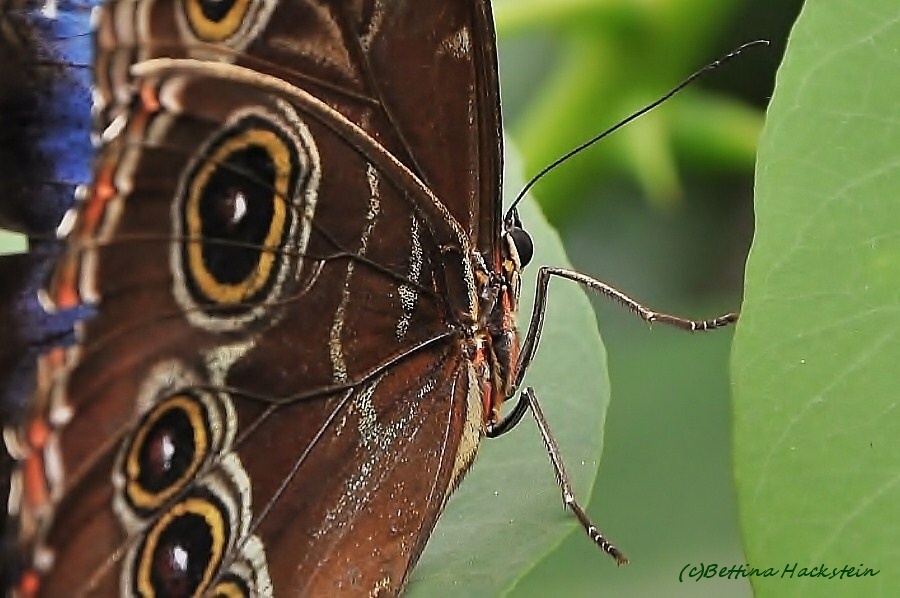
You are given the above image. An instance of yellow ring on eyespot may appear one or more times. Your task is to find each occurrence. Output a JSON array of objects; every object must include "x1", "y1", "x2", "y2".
[
  {"x1": 136, "y1": 497, "x2": 227, "y2": 597},
  {"x1": 184, "y1": 0, "x2": 252, "y2": 43},
  {"x1": 185, "y1": 128, "x2": 291, "y2": 305},
  {"x1": 210, "y1": 580, "x2": 247, "y2": 598},
  {"x1": 125, "y1": 394, "x2": 208, "y2": 510}
]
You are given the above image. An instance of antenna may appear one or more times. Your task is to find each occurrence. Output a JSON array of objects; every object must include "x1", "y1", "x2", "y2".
[{"x1": 506, "y1": 40, "x2": 769, "y2": 219}]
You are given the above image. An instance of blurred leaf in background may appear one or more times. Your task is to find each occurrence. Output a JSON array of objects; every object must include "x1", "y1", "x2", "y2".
[
  {"x1": 0, "y1": 233, "x2": 23, "y2": 255},
  {"x1": 496, "y1": 0, "x2": 785, "y2": 221}
]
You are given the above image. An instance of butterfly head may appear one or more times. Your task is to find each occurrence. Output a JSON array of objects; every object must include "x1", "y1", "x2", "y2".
[{"x1": 500, "y1": 208, "x2": 534, "y2": 303}]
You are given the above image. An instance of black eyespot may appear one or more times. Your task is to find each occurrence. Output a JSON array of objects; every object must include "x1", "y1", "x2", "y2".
[
  {"x1": 150, "y1": 512, "x2": 213, "y2": 595},
  {"x1": 178, "y1": 116, "x2": 299, "y2": 314},
  {"x1": 197, "y1": 143, "x2": 277, "y2": 285},
  {"x1": 135, "y1": 496, "x2": 227, "y2": 597},
  {"x1": 509, "y1": 226, "x2": 534, "y2": 267},
  {"x1": 172, "y1": 107, "x2": 321, "y2": 331},
  {"x1": 124, "y1": 394, "x2": 208, "y2": 513},
  {"x1": 135, "y1": 404, "x2": 196, "y2": 491}
]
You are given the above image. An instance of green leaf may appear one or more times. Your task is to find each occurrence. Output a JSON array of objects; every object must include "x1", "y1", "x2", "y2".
[
  {"x1": 0, "y1": 230, "x2": 26, "y2": 255},
  {"x1": 733, "y1": 1, "x2": 900, "y2": 595},
  {"x1": 409, "y1": 144, "x2": 610, "y2": 595}
]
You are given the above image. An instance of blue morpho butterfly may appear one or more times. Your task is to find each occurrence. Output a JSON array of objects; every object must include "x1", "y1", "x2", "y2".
[{"x1": 0, "y1": 1, "x2": 741, "y2": 595}]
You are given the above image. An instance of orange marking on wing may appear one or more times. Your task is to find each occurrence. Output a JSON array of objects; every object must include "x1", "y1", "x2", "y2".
[
  {"x1": 84, "y1": 167, "x2": 116, "y2": 230},
  {"x1": 140, "y1": 81, "x2": 161, "y2": 112},
  {"x1": 23, "y1": 453, "x2": 49, "y2": 510},
  {"x1": 26, "y1": 419, "x2": 50, "y2": 450},
  {"x1": 20, "y1": 569, "x2": 40, "y2": 597},
  {"x1": 23, "y1": 419, "x2": 52, "y2": 509},
  {"x1": 52, "y1": 166, "x2": 118, "y2": 307},
  {"x1": 52, "y1": 255, "x2": 79, "y2": 309},
  {"x1": 127, "y1": 82, "x2": 162, "y2": 134}
]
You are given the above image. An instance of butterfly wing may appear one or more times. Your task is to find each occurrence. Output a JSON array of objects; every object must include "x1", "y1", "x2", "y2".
[
  {"x1": 96, "y1": 0, "x2": 502, "y2": 252},
  {"x1": 4, "y1": 1, "x2": 502, "y2": 595},
  {"x1": 0, "y1": 1, "x2": 96, "y2": 420}
]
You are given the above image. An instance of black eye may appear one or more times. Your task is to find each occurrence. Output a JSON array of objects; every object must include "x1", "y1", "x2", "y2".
[{"x1": 509, "y1": 226, "x2": 533, "y2": 267}]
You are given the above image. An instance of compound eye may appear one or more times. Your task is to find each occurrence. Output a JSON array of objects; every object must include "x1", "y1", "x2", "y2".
[{"x1": 508, "y1": 226, "x2": 534, "y2": 267}]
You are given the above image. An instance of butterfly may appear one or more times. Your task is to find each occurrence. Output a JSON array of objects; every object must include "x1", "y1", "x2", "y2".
[{"x1": 0, "y1": 1, "x2": 737, "y2": 596}]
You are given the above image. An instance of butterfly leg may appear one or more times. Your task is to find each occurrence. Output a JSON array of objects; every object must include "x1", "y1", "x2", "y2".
[
  {"x1": 488, "y1": 266, "x2": 736, "y2": 562},
  {"x1": 490, "y1": 386, "x2": 628, "y2": 565},
  {"x1": 512, "y1": 266, "x2": 738, "y2": 393}
]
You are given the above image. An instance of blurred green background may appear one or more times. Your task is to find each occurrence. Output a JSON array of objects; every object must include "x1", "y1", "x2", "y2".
[{"x1": 492, "y1": 0, "x2": 803, "y2": 595}]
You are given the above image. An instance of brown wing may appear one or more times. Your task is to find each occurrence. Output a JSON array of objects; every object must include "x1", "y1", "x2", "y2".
[
  {"x1": 32, "y1": 71, "x2": 467, "y2": 594},
  {"x1": 11, "y1": 1, "x2": 502, "y2": 595},
  {"x1": 41, "y1": 342, "x2": 474, "y2": 596},
  {"x1": 97, "y1": 0, "x2": 502, "y2": 258},
  {"x1": 236, "y1": 343, "x2": 475, "y2": 595}
]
